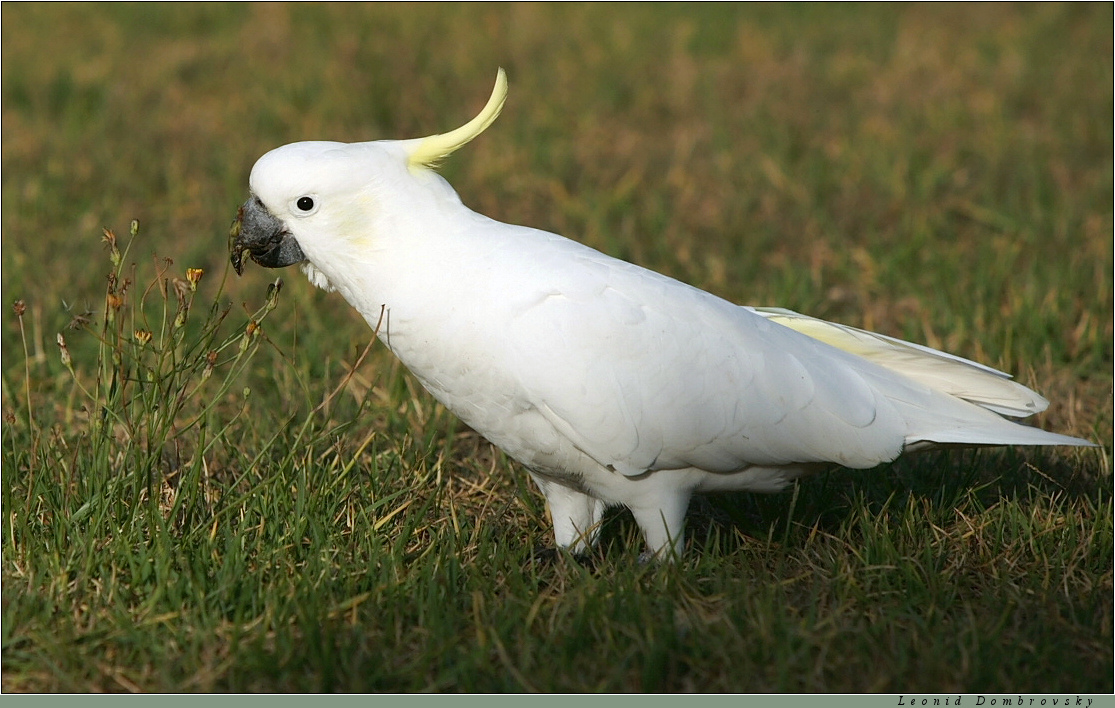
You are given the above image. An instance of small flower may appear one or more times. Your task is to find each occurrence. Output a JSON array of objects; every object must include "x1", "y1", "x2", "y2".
[
  {"x1": 172, "y1": 277, "x2": 191, "y2": 305},
  {"x1": 102, "y1": 228, "x2": 121, "y2": 267},
  {"x1": 266, "y1": 278, "x2": 283, "y2": 304},
  {"x1": 13, "y1": 300, "x2": 25, "y2": 318},
  {"x1": 56, "y1": 333, "x2": 72, "y2": 369},
  {"x1": 185, "y1": 268, "x2": 204, "y2": 291},
  {"x1": 238, "y1": 321, "x2": 259, "y2": 354},
  {"x1": 67, "y1": 310, "x2": 94, "y2": 330},
  {"x1": 134, "y1": 329, "x2": 152, "y2": 346},
  {"x1": 201, "y1": 350, "x2": 218, "y2": 382}
]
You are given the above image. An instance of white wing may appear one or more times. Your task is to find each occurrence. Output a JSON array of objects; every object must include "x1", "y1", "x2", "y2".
[
  {"x1": 472, "y1": 224, "x2": 1088, "y2": 477},
  {"x1": 488, "y1": 230, "x2": 895, "y2": 475},
  {"x1": 748, "y1": 307, "x2": 1049, "y2": 417}
]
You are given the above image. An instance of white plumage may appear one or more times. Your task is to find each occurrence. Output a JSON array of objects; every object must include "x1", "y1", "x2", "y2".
[{"x1": 231, "y1": 70, "x2": 1094, "y2": 557}]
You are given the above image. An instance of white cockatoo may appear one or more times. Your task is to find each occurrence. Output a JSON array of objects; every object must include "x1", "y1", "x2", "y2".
[{"x1": 231, "y1": 69, "x2": 1094, "y2": 558}]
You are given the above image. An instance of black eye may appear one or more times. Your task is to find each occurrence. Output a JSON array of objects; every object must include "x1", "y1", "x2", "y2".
[{"x1": 296, "y1": 196, "x2": 315, "y2": 212}]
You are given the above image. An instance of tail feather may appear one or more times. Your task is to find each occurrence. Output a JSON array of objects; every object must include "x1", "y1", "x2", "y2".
[
  {"x1": 899, "y1": 404, "x2": 1096, "y2": 449},
  {"x1": 751, "y1": 307, "x2": 1049, "y2": 417},
  {"x1": 749, "y1": 306, "x2": 1096, "y2": 449}
]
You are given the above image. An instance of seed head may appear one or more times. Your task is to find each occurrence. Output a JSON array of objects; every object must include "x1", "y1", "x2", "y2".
[
  {"x1": 238, "y1": 321, "x2": 259, "y2": 354},
  {"x1": 172, "y1": 277, "x2": 191, "y2": 306},
  {"x1": 56, "y1": 333, "x2": 72, "y2": 369},
  {"x1": 102, "y1": 228, "x2": 121, "y2": 268},
  {"x1": 201, "y1": 350, "x2": 218, "y2": 382}
]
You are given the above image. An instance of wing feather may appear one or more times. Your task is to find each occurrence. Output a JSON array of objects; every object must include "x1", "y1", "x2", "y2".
[
  {"x1": 502, "y1": 237, "x2": 908, "y2": 475},
  {"x1": 749, "y1": 307, "x2": 1049, "y2": 417}
]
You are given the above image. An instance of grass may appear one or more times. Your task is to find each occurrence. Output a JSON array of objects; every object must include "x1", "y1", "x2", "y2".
[{"x1": 2, "y1": 3, "x2": 1112, "y2": 693}]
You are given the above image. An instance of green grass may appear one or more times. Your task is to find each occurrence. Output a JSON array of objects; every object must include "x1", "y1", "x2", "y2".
[{"x1": 2, "y1": 3, "x2": 1111, "y2": 693}]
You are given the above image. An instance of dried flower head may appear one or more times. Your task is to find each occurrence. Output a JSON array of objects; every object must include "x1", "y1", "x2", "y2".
[
  {"x1": 172, "y1": 277, "x2": 191, "y2": 305},
  {"x1": 238, "y1": 321, "x2": 260, "y2": 354},
  {"x1": 102, "y1": 228, "x2": 121, "y2": 267},
  {"x1": 201, "y1": 350, "x2": 218, "y2": 381},
  {"x1": 56, "y1": 333, "x2": 72, "y2": 368},
  {"x1": 67, "y1": 311, "x2": 93, "y2": 330}
]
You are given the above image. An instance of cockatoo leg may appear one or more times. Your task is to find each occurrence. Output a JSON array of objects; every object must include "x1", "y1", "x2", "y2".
[
  {"x1": 531, "y1": 475, "x2": 606, "y2": 554},
  {"x1": 630, "y1": 493, "x2": 691, "y2": 561}
]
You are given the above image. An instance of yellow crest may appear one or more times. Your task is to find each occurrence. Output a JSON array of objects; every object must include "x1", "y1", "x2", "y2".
[{"x1": 407, "y1": 68, "x2": 508, "y2": 169}]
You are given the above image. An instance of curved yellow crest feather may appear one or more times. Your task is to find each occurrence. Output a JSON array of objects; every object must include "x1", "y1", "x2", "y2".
[{"x1": 407, "y1": 68, "x2": 508, "y2": 169}]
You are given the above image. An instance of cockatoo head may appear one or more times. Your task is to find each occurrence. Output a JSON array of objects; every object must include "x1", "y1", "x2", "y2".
[{"x1": 230, "y1": 69, "x2": 508, "y2": 278}]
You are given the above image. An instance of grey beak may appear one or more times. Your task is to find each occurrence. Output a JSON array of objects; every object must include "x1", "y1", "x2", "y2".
[{"x1": 230, "y1": 196, "x2": 306, "y2": 275}]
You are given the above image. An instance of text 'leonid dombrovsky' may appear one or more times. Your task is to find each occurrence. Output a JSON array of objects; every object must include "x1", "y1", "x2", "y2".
[{"x1": 898, "y1": 698, "x2": 1094, "y2": 707}]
